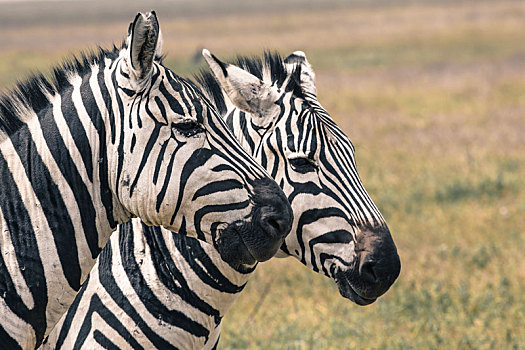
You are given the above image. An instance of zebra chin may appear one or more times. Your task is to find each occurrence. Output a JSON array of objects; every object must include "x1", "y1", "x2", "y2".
[
  {"x1": 334, "y1": 270, "x2": 378, "y2": 306},
  {"x1": 213, "y1": 220, "x2": 288, "y2": 268},
  {"x1": 215, "y1": 221, "x2": 265, "y2": 267}
]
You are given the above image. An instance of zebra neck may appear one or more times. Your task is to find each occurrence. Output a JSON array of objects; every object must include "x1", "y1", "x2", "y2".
[
  {"x1": 0, "y1": 67, "x2": 121, "y2": 343},
  {"x1": 43, "y1": 72, "x2": 119, "y2": 255},
  {"x1": 124, "y1": 221, "x2": 253, "y2": 322},
  {"x1": 0, "y1": 94, "x2": 114, "y2": 261}
]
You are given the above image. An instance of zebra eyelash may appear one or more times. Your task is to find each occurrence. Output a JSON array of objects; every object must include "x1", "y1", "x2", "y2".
[
  {"x1": 288, "y1": 155, "x2": 317, "y2": 173},
  {"x1": 171, "y1": 120, "x2": 204, "y2": 137}
]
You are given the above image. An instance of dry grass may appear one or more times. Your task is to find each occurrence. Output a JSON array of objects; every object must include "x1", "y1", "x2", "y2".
[{"x1": 1, "y1": 0, "x2": 524, "y2": 348}]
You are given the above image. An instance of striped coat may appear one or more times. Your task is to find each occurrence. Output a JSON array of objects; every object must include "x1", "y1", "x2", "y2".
[
  {"x1": 42, "y1": 50, "x2": 400, "y2": 349},
  {"x1": 0, "y1": 13, "x2": 291, "y2": 349}
]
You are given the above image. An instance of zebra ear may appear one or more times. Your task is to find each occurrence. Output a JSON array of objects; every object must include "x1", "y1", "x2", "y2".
[
  {"x1": 284, "y1": 51, "x2": 317, "y2": 97},
  {"x1": 202, "y1": 49, "x2": 279, "y2": 117},
  {"x1": 128, "y1": 11, "x2": 161, "y2": 80}
]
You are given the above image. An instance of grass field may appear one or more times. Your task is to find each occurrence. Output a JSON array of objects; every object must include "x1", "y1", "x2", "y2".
[{"x1": 1, "y1": 0, "x2": 524, "y2": 348}]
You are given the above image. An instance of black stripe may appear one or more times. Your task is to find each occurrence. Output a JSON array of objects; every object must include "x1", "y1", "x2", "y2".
[
  {"x1": 167, "y1": 148, "x2": 214, "y2": 231},
  {"x1": 166, "y1": 70, "x2": 182, "y2": 92},
  {"x1": 157, "y1": 141, "x2": 184, "y2": 214},
  {"x1": 192, "y1": 179, "x2": 244, "y2": 201},
  {"x1": 113, "y1": 66, "x2": 127, "y2": 196},
  {"x1": 319, "y1": 144, "x2": 369, "y2": 225},
  {"x1": 80, "y1": 68, "x2": 116, "y2": 228},
  {"x1": 193, "y1": 200, "x2": 251, "y2": 244},
  {"x1": 93, "y1": 330, "x2": 122, "y2": 350},
  {"x1": 54, "y1": 274, "x2": 90, "y2": 349},
  {"x1": 159, "y1": 81, "x2": 184, "y2": 115},
  {"x1": 238, "y1": 112, "x2": 255, "y2": 153},
  {"x1": 73, "y1": 294, "x2": 145, "y2": 350},
  {"x1": 309, "y1": 229, "x2": 352, "y2": 272},
  {"x1": 259, "y1": 144, "x2": 268, "y2": 170},
  {"x1": 174, "y1": 235, "x2": 246, "y2": 293},
  {"x1": 205, "y1": 109, "x2": 263, "y2": 180},
  {"x1": 129, "y1": 121, "x2": 169, "y2": 198},
  {"x1": 38, "y1": 103, "x2": 100, "y2": 260},
  {"x1": 0, "y1": 150, "x2": 47, "y2": 344},
  {"x1": 153, "y1": 139, "x2": 169, "y2": 185},
  {"x1": 135, "y1": 222, "x2": 222, "y2": 329},
  {"x1": 0, "y1": 323, "x2": 22, "y2": 350},
  {"x1": 331, "y1": 142, "x2": 382, "y2": 225},
  {"x1": 154, "y1": 96, "x2": 168, "y2": 124},
  {"x1": 61, "y1": 79, "x2": 94, "y2": 182},
  {"x1": 296, "y1": 207, "x2": 350, "y2": 270},
  {"x1": 118, "y1": 224, "x2": 211, "y2": 341},
  {"x1": 95, "y1": 241, "x2": 177, "y2": 349},
  {"x1": 14, "y1": 119, "x2": 83, "y2": 290},
  {"x1": 268, "y1": 130, "x2": 283, "y2": 179},
  {"x1": 130, "y1": 134, "x2": 136, "y2": 153},
  {"x1": 130, "y1": 74, "x2": 172, "y2": 198},
  {"x1": 97, "y1": 58, "x2": 116, "y2": 144},
  {"x1": 225, "y1": 110, "x2": 234, "y2": 131}
]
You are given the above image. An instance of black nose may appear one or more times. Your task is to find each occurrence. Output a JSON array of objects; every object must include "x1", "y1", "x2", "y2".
[
  {"x1": 252, "y1": 178, "x2": 293, "y2": 236},
  {"x1": 247, "y1": 178, "x2": 293, "y2": 260},
  {"x1": 354, "y1": 226, "x2": 400, "y2": 299}
]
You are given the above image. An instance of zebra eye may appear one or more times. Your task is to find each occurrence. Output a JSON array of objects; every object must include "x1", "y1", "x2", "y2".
[
  {"x1": 172, "y1": 121, "x2": 203, "y2": 137},
  {"x1": 289, "y1": 157, "x2": 317, "y2": 173}
]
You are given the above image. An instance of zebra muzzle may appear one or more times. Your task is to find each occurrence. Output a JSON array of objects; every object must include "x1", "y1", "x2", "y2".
[
  {"x1": 215, "y1": 220, "x2": 258, "y2": 267},
  {"x1": 214, "y1": 177, "x2": 293, "y2": 267},
  {"x1": 333, "y1": 226, "x2": 401, "y2": 305}
]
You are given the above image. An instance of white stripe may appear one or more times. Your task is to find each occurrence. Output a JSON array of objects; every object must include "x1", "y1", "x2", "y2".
[{"x1": 204, "y1": 323, "x2": 221, "y2": 350}]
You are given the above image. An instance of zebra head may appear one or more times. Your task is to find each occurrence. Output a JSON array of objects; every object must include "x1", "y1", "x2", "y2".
[
  {"x1": 200, "y1": 50, "x2": 400, "y2": 305},
  {"x1": 109, "y1": 13, "x2": 292, "y2": 267}
]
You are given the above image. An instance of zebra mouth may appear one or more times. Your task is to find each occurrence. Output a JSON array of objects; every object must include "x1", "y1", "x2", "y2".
[
  {"x1": 214, "y1": 221, "x2": 258, "y2": 267},
  {"x1": 333, "y1": 268, "x2": 377, "y2": 306}
]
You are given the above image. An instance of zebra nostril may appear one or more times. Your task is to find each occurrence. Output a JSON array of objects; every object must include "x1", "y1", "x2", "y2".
[
  {"x1": 266, "y1": 217, "x2": 290, "y2": 238},
  {"x1": 359, "y1": 260, "x2": 378, "y2": 285},
  {"x1": 260, "y1": 215, "x2": 284, "y2": 237},
  {"x1": 268, "y1": 218, "x2": 281, "y2": 232},
  {"x1": 257, "y1": 208, "x2": 292, "y2": 239}
]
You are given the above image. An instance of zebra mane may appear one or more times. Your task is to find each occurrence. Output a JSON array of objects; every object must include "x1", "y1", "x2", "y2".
[
  {"x1": 194, "y1": 51, "x2": 304, "y2": 116},
  {"x1": 0, "y1": 44, "x2": 122, "y2": 138},
  {"x1": 0, "y1": 40, "x2": 165, "y2": 139}
]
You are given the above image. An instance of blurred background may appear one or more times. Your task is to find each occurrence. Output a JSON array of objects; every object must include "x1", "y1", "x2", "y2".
[{"x1": 1, "y1": 0, "x2": 524, "y2": 348}]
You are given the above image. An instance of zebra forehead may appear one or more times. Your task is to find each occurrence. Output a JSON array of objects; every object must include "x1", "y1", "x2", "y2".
[{"x1": 286, "y1": 107, "x2": 352, "y2": 148}]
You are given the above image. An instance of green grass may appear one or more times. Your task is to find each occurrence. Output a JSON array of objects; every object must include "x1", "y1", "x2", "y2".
[
  {"x1": 222, "y1": 149, "x2": 525, "y2": 349},
  {"x1": 217, "y1": 2, "x2": 525, "y2": 348},
  {"x1": 1, "y1": 0, "x2": 524, "y2": 348}
]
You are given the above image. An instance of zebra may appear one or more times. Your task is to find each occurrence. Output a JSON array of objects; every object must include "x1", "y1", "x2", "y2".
[
  {"x1": 41, "y1": 50, "x2": 401, "y2": 349},
  {"x1": 0, "y1": 12, "x2": 293, "y2": 349}
]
